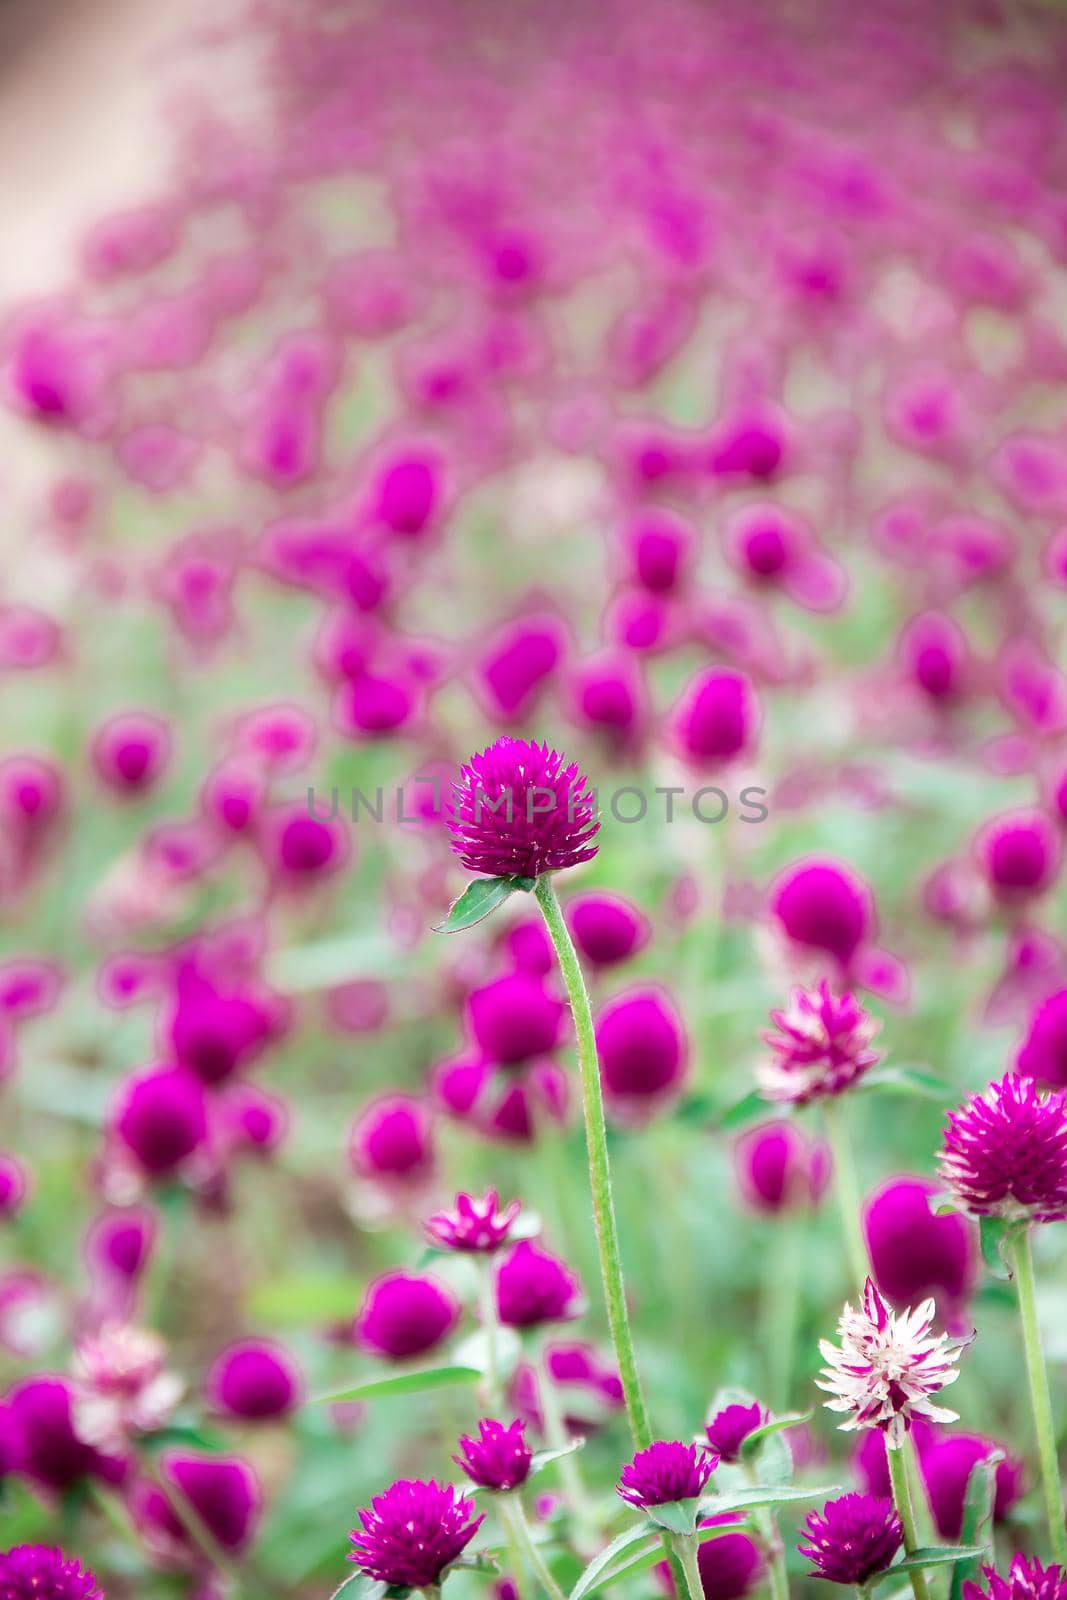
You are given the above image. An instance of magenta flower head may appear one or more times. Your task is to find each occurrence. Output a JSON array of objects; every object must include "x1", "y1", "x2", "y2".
[
  {"x1": 425, "y1": 1191, "x2": 521, "y2": 1253},
  {"x1": 799, "y1": 1494, "x2": 903, "y2": 1585},
  {"x1": 496, "y1": 1240, "x2": 583, "y2": 1328},
  {"x1": 205, "y1": 1339, "x2": 303, "y2": 1421},
  {"x1": 0, "y1": 1155, "x2": 30, "y2": 1220},
  {"x1": 759, "y1": 981, "x2": 881, "y2": 1103},
  {"x1": 349, "y1": 1478, "x2": 484, "y2": 1587},
  {"x1": 90, "y1": 710, "x2": 172, "y2": 796},
  {"x1": 466, "y1": 973, "x2": 565, "y2": 1065},
  {"x1": 670, "y1": 668, "x2": 761, "y2": 768},
  {"x1": 818, "y1": 1278, "x2": 965, "y2": 1448},
  {"x1": 864, "y1": 1177, "x2": 976, "y2": 1319},
  {"x1": 447, "y1": 738, "x2": 599, "y2": 880},
  {"x1": 0, "y1": 1545, "x2": 103, "y2": 1599},
  {"x1": 109, "y1": 1064, "x2": 207, "y2": 1179},
  {"x1": 5, "y1": 1376, "x2": 124, "y2": 1492},
  {"x1": 348, "y1": 1095, "x2": 435, "y2": 1189},
  {"x1": 733, "y1": 1121, "x2": 831, "y2": 1213},
  {"x1": 965, "y1": 1558, "x2": 1067, "y2": 1600},
  {"x1": 1016, "y1": 989, "x2": 1067, "y2": 1088},
  {"x1": 567, "y1": 891, "x2": 650, "y2": 969},
  {"x1": 355, "y1": 1271, "x2": 460, "y2": 1361},
  {"x1": 973, "y1": 810, "x2": 1063, "y2": 905},
  {"x1": 454, "y1": 1418, "x2": 532, "y2": 1491},
  {"x1": 160, "y1": 1449, "x2": 262, "y2": 1554},
  {"x1": 595, "y1": 987, "x2": 689, "y2": 1120},
  {"x1": 705, "y1": 1402, "x2": 766, "y2": 1464},
  {"x1": 919, "y1": 1432, "x2": 1025, "y2": 1540},
  {"x1": 939, "y1": 1073, "x2": 1067, "y2": 1223},
  {"x1": 617, "y1": 1440, "x2": 716, "y2": 1510},
  {"x1": 769, "y1": 858, "x2": 874, "y2": 972}
]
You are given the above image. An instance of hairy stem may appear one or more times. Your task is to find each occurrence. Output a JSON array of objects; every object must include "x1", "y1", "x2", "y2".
[
  {"x1": 1010, "y1": 1227, "x2": 1067, "y2": 1567},
  {"x1": 669, "y1": 1533, "x2": 705, "y2": 1600},
  {"x1": 886, "y1": 1440, "x2": 930, "y2": 1600},
  {"x1": 502, "y1": 1497, "x2": 568, "y2": 1600}
]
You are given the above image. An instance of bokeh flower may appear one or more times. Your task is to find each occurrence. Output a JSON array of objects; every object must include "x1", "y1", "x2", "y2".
[
  {"x1": 496, "y1": 1241, "x2": 583, "y2": 1328},
  {"x1": 759, "y1": 981, "x2": 881, "y2": 1103},
  {"x1": 425, "y1": 1191, "x2": 521, "y2": 1253}
]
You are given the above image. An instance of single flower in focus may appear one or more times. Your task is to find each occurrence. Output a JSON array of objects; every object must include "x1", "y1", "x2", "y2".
[
  {"x1": 817, "y1": 1277, "x2": 966, "y2": 1448},
  {"x1": 349, "y1": 1478, "x2": 485, "y2": 1587},
  {"x1": 964, "y1": 1556, "x2": 1067, "y2": 1600},
  {"x1": 759, "y1": 980, "x2": 881, "y2": 1103},
  {"x1": 938, "y1": 1073, "x2": 1067, "y2": 1223},
  {"x1": 425, "y1": 1191, "x2": 522, "y2": 1253},
  {"x1": 447, "y1": 737, "x2": 599, "y2": 879},
  {"x1": 799, "y1": 1494, "x2": 903, "y2": 1585},
  {"x1": 71, "y1": 1322, "x2": 183, "y2": 1450},
  {"x1": 705, "y1": 1401, "x2": 766, "y2": 1463},
  {"x1": 0, "y1": 1544, "x2": 103, "y2": 1600},
  {"x1": 454, "y1": 1418, "x2": 533, "y2": 1491},
  {"x1": 617, "y1": 1439, "x2": 717, "y2": 1508}
]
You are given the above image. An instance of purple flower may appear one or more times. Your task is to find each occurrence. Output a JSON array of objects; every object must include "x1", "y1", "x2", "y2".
[
  {"x1": 425, "y1": 1191, "x2": 521, "y2": 1253},
  {"x1": 109, "y1": 1064, "x2": 207, "y2": 1179},
  {"x1": 670, "y1": 668, "x2": 761, "y2": 769},
  {"x1": 705, "y1": 1403, "x2": 766, "y2": 1464},
  {"x1": 596, "y1": 987, "x2": 689, "y2": 1120},
  {"x1": 769, "y1": 859, "x2": 874, "y2": 971},
  {"x1": 205, "y1": 1339, "x2": 303, "y2": 1420},
  {"x1": 0, "y1": 1156, "x2": 29, "y2": 1220},
  {"x1": 759, "y1": 981, "x2": 881, "y2": 1103},
  {"x1": 348, "y1": 1095, "x2": 435, "y2": 1188},
  {"x1": 0, "y1": 1545, "x2": 103, "y2": 1599},
  {"x1": 919, "y1": 1432, "x2": 1025, "y2": 1540},
  {"x1": 454, "y1": 1418, "x2": 532, "y2": 1491},
  {"x1": 355, "y1": 1271, "x2": 460, "y2": 1361},
  {"x1": 349, "y1": 1478, "x2": 485, "y2": 1587},
  {"x1": 466, "y1": 973, "x2": 565, "y2": 1065},
  {"x1": 817, "y1": 1278, "x2": 965, "y2": 1448},
  {"x1": 939, "y1": 1073, "x2": 1067, "y2": 1222},
  {"x1": 447, "y1": 738, "x2": 599, "y2": 879},
  {"x1": 567, "y1": 891, "x2": 650, "y2": 969},
  {"x1": 617, "y1": 1440, "x2": 716, "y2": 1508},
  {"x1": 496, "y1": 1241, "x2": 583, "y2": 1329},
  {"x1": 160, "y1": 1449, "x2": 262, "y2": 1553},
  {"x1": 733, "y1": 1121, "x2": 831, "y2": 1213},
  {"x1": 5, "y1": 1376, "x2": 125, "y2": 1493},
  {"x1": 90, "y1": 710, "x2": 172, "y2": 796},
  {"x1": 864, "y1": 1177, "x2": 976, "y2": 1316},
  {"x1": 1016, "y1": 989, "x2": 1067, "y2": 1089},
  {"x1": 974, "y1": 810, "x2": 1062, "y2": 904},
  {"x1": 964, "y1": 1557, "x2": 1067, "y2": 1600},
  {"x1": 799, "y1": 1494, "x2": 903, "y2": 1584}
]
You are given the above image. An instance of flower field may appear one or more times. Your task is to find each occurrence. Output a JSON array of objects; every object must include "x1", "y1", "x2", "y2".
[{"x1": 2, "y1": 2, "x2": 1067, "y2": 1598}]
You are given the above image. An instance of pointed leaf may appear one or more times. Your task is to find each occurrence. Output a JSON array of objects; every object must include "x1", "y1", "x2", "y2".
[
  {"x1": 594, "y1": 1521, "x2": 744, "y2": 1594},
  {"x1": 858, "y1": 1067, "x2": 952, "y2": 1101},
  {"x1": 718, "y1": 1090, "x2": 771, "y2": 1133},
  {"x1": 870, "y1": 1549, "x2": 986, "y2": 1587},
  {"x1": 950, "y1": 1452, "x2": 1002, "y2": 1600},
  {"x1": 530, "y1": 1438, "x2": 586, "y2": 1477},
  {"x1": 329, "y1": 1576, "x2": 386, "y2": 1600},
  {"x1": 643, "y1": 1497, "x2": 701, "y2": 1535},
  {"x1": 979, "y1": 1216, "x2": 1016, "y2": 1280},
  {"x1": 433, "y1": 877, "x2": 525, "y2": 934},
  {"x1": 740, "y1": 1412, "x2": 812, "y2": 1458},
  {"x1": 707, "y1": 1483, "x2": 840, "y2": 1515},
  {"x1": 311, "y1": 1365, "x2": 482, "y2": 1404},
  {"x1": 569, "y1": 1523, "x2": 652, "y2": 1600}
]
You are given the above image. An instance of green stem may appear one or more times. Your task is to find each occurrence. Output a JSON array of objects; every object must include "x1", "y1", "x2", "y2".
[
  {"x1": 743, "y1": 1463, "x2": 788, "y2": 1600},
  {"x1": 1010, "y1": 1227, "x2": 1067, "y2": 1566},
  {"x1": 669, "y1": 1533, "x2": 705, "y2": 1600},
  {"x1": 535, "y1": 1342, "x2": 590, "y2": 1541},
  {"x1": 533, "y1": 873, "x2": 651, "y2": 1449},
  {"x1": 763, "y1": 1213, "x2": 802, "y2": 1413},
  {"x1": 481, "y1": 1258, "x2": 501, "y2": 1411},
  {"x1": 886, "y1": 1441, "x2": 930, "y2": 1600},
  {"x1": 821, "y1": 1099, "x2": 868, "y2": 1294},
  {"x1": 502, "y1": 1497, "x2": 568, "y2": 1600}
]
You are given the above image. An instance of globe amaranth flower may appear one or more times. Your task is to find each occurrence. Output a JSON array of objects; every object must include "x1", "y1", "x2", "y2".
[
  {"x1": 0, "y1": 1545, "x2": 103, "y2": 1600},
  {"x1": 759, "y1": 980, "x2": 881, "y2": 1103},
  {"x1": 617, "y1": 1440, "x2": 717, "y2": 1508},
  {"x1": 447, "y1": 738, "x2": 599, "y2": 879},
  {"x1": 705, "y1": 1401, "x2": 766, "y2": 1463},
  {"x1": 799, "y1": 1494, "x2": 903, "y2": 1585},
  {"x1": 964, "y1": 1557, "x2": 1067, "y2": 1600},
  {"x1": 938, "y1": 1073, "x2": 1067, "y2": 1223},
  {"x1": 349, "y1": 1478, "x2": 485, "y2": 1587},
  {"x1": 425, "y1": 1190, "x2": 522, "y2": 1253},
  {"x1": 454, "y1": 1418, "x2": 532, "y2": 1491},
  {"x1": 71, "y1": 1321, "x2": 183, "y2": 1450},
  {"x1": 817, "y1": 1278, "x2": 966, "y2": 1448},
  {"x1": 495, "y1": 1240, "x2": 583, "y2": 1328}
]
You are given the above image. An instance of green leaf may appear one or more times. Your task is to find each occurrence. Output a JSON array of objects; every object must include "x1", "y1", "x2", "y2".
[
  {"x1": 643, "y1": 1497, "x2": 701, "y2": 1535},
  {"x1": 869, "y1": 1549, "x2": 986, "y2": 1587},
  {"x1": 530, "y1": 1438, "x2": 586, "y2": 1477},
  {"x1": 329, "y1": 1576, "x2": 386, "y2": 1600},
  {"x1": 310, "y1": 1365, "x2": 482, "y2": 1404},
  {"x1": 707, "y1": 1483, "x2": 840, "y2": 1515},
  {"x1": 740, "y1": 1412, "x2": 812, "y2": 1458},
  {"x1": 950, "y1": 1452, "x2": 1003, "y2": 1600},
  {"x1": 591, "y1": 1520, "x2": 743, "y2": 1595},
  {"x1": 979, "y1": 1216, "x2": 1017, "y2": 1280},
  {"x1": 433, "y1": 877, "x2": 530, "y2": 934},
  {"x1": 569, "y1": 1524, "x2": 652, "y2": 1600},
  {"x1": 858, "y1": 1066, "x2": 953, "y2": 1101},
  {"x1": 717, "y1": 1090, "x2": 771, "y2": 1133},
  {"x1": 750, "y1": 1427, "x2": 794, "y2": 1488}
]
